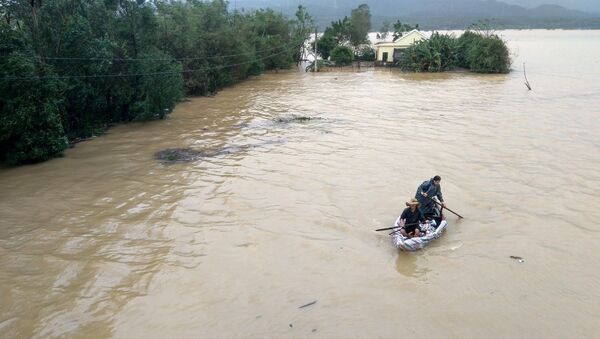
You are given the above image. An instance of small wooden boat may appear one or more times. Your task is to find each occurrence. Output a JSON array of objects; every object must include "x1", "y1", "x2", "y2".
[{"x1": 390, "y1": 207, "x2": 448, "y2": 251}]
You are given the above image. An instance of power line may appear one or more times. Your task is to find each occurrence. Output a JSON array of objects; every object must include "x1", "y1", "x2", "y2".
[
  {"x1": 1, "y1": 43, "x2": 302, "y2": 81},
  {"x1": 0, "y1": 39, "x2": 304, "y2": 62},
  {"x1": 36, "y1": 42, "x2": 300, "y2": 61}
]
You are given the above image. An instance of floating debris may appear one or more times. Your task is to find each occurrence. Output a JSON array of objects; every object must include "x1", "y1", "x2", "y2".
[
  {"x1": 289, "y1": 323, "x2": 293, "y2": 328},
  {"x1": 154, "y1": 148, "x2": 203, "y2": 163},
  {"x1": 276, "y1": 115, "x2": 322, "y2": 124},
  {"x1": 298, "y1": 300, "x2": 317, "y2": 309},
  {"x1": 510, "y1": 255, "x2": 525, "y2": 263},
  {"x1": 156, "y1": 139, "x2": 288, "y2": 164}
]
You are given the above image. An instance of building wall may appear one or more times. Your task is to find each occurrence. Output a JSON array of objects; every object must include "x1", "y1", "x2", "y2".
[
  {"x1": 401, "y1": 30, "x2": 426, "y2": 46},
  {"x1": 377, "y1": 46, "x2": 397, "y2": 62},
  {"x1": 375, "y1": 30, "x2": 426, "y2": 62}
]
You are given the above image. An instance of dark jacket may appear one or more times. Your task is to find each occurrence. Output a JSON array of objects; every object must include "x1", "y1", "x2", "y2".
[
  {"x1": 400, "y1": 207, "x2": 426, "y2": 233},
  {"x1": 415, "y1": 178, "x2": 444, "y2": 214}
]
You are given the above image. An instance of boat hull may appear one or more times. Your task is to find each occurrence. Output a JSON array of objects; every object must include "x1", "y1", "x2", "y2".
[{"x1": 390, "y1": 219, "x2": 448, "y2": 251}]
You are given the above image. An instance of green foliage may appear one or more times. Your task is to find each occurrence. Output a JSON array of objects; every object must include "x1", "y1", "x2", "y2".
[
  {"x1": 348, "y1": 4, "x2": 371, "y2": 49},
  {"x1": 316, "y1": 33, "x2": 336, "y2": 60},
  {"x1": 402, "y1": 30, "x2": 510, "y2": 73},
  {"x1": 1, "y1": 0, "x2": 310, "y2": 165},
  {"x1": 392, "y1": 21, "x2": 416, "y2": 42},
  {"x1": 377, "y1": 21, "x2": 390, "y2": 41},
  {"x1": 401, "y1": 32, "x2": 457, "y2": 72},
  {"x1": 328, "y1": 17, "x2": 351, "y2": 43},
  {"x1": 292, "y1": 5, "x2": 314, "y2": 65},
  {"x1": 459, "y1": 32, "x2": 511, "y2": 73},
  {"x1": 316, "y1": 16, "x2": 349, "y2": 60},
  {"x1": 0, "y1": 23, "x2": 68, "y2": 164},
  {"x1": 305, "y1": 59, "x2": 328, "y2": 72},
  {"x1": 357, "y1": 46, "x2": 375, "y2": 61},
  {"x1": 456, "y1": 31, "x2": 480, "y2": 68},
  {"x1": 131, "y1": 52, "x2": 183, "y2": 121},
  {"x1": 330, "y1": 45, "x2": 354, "y2": 66},
  {"x1": 317, "y1": 4, "x2": 371, "y2": 59}
]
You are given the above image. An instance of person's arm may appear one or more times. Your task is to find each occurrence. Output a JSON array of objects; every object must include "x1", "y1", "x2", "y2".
[
  {"x1": 436, "y1": 186, "x2": 445, "y2": 205},
  {"x1": 423, "y1": 183, "x2": 435, "y2": 198},
  {"x1": 399, "y1": 209, "x2": 408, "y2": 226},
  {"x1": 418, "y1": 182, "x2": 430, "y2": 197},
  {"x1": 416, "y1": 183, "x2": 424, "y2": 197}
]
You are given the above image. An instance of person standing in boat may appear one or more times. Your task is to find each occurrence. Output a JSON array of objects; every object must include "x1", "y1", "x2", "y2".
[
  {"x1": 398, "y1": 198, "x2": 426, "y2": 238},
  {"x1": 415, "y1": 175, "x2": 446, "y2": 218}
]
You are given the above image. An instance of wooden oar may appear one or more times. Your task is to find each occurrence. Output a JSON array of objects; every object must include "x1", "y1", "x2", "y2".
[
  {"x1": 375, "y1": 222, "x2": 418, "y2": 232},
  {"x1": 428, "y1": 197, "x2": 464, "y2": 219}
]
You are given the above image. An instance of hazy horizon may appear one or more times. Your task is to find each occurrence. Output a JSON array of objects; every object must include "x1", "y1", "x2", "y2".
[
  {"x1": 232, "y1": 0, "x2": 600, "y2": 30},
  {"x1": 500, "y1": 0, "x2": 599, "y2": 13},
  {"x1": 234, "y1": 0, "x2": 600, "y2": 14}
]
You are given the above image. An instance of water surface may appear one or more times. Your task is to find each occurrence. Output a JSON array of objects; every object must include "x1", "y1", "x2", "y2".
[{"x1": 1, "y1": 30, "x2": 599, "y2": 337}]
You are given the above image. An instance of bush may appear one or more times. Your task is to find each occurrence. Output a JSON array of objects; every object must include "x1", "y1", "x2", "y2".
[
  {"x1": 1, "y1": 0, "x2": 312, "y2": 165},
  {"x1": 357, "y1": 46, "x2": 375, "y2": 61},
  {"x1": 330, "y1": 45, "x2": 354, "y2": 66},
  {"x1": 305, "y1": 60, "x2": 328, "y2": 72},
  {"x1": 0, "y1": 46, "x2": 68, "y2": 164},
  {"x1": 131, "y1": 52, "x2": 183, "y2": 121},
  {"x1": 316, "y1": 33, "x2": 337, "y2": 60},
  {"x1": 401, "y1": 32, "x2": 457, "y2": 72},
  {"x1": 456, "y1": 31, "x2": 479, "y2": 68},
  {"x1": 464, "y1": 34, "x2": 511, "y2": 74},
  {"x1": 402, "y1": 31, "x2": 510, "y2": 73}
]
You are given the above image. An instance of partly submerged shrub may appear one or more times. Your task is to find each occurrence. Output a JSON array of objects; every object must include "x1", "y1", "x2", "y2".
[{"x1": 330, "y1": 45, "x2": 354, "y2": 66}]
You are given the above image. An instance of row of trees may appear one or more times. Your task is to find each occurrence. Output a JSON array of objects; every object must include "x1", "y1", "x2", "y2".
[
  {"x1": 313, "y1": 4, "x2": 374, "y2": 67},
  {"x1": 400, "y1": 30, "x2": 511, "y2": 73},
  {"x1": 0, "y1": 0, "x2": 313, "y2": 165}
]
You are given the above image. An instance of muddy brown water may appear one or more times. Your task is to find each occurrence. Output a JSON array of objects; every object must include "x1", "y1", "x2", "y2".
[{"x1": 1, "y1": 30, "x2": 600, "y2": 338}]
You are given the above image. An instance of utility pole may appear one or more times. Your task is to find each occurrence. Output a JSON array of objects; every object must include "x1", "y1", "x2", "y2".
[{"x1": 314, "y1": 26, "x2": 318, "y2": 72}]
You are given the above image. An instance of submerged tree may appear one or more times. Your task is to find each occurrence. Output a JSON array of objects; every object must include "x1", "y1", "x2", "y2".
[
  {"x1": 0, "y1": 22, "x2": 68, "y2": 165},
  {"x1": 401, "y1": 30, "x2": 510, "y2": 73},
  {"x1": 462, "y1": 33, "x2": 511, "y2": 73},
  {"x1": 401, "y1": 32, "x2": 458, "y2": 72},
  {"x1": 0, "y1": 0, "x2": 312, "y2": 165},
  {"x1": 330, "y1": 45, "x2": 354, "y2": 65},
  {"x1": 315, "y1": 4, "x2": 371, "y2": 60},
  {"x1": 292, "y1": 5, "x2": 314, "y2": 65}
]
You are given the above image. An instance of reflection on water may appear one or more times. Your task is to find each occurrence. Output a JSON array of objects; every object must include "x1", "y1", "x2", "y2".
[
  {"x1": 395, "y1": 253, "x2": 432, "y2": 279},
  {"x1": 1, "y1": 30, "x2": 600, "y2": 337}
]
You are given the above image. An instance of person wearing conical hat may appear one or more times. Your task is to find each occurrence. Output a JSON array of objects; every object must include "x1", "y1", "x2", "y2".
[{"x1": 399, "y1": 198, "x2": 426, "y2": 238}]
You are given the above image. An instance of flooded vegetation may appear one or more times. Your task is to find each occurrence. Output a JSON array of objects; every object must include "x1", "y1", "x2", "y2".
[
  {"x1": 0, "y1": 1, "x2": 312, "y2": 165},
  {"x1": 1, "y1": 30, "x2": 600, "y2": 337}
]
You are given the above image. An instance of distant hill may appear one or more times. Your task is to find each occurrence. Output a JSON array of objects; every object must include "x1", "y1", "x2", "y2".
[
  {"x1": 499, "y1": 0, "x2": 600, "y2": 13},
  {"x1": 231, "y1": 0, "x2": 600, "y2": 29}
]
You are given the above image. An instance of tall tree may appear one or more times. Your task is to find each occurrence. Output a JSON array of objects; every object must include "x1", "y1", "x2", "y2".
[
  {"x1": 377, "y1": 20, "x2": 390, "y2": 41},
  {"x1": 392, "y1": 20, "x2": 415, "y2": 42},
  {"x1": 1, "y1": 0, "x2": 309, "y2": 165},
  {"x1": 348, "y1": 4, "x2": 371, "y2": 49},
  {"x1": 292, "y1": 5, "x2": 314, "y2": 65}
]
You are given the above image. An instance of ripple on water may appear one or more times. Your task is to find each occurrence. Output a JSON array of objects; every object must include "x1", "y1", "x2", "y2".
[{"x1": 2, "y1": 30, "x2": 600, "y2": 338}]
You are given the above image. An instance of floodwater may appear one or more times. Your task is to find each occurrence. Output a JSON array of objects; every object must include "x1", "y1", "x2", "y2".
[{"x1": 1, "y1": 30, "x2": 600, "y2": 338}]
